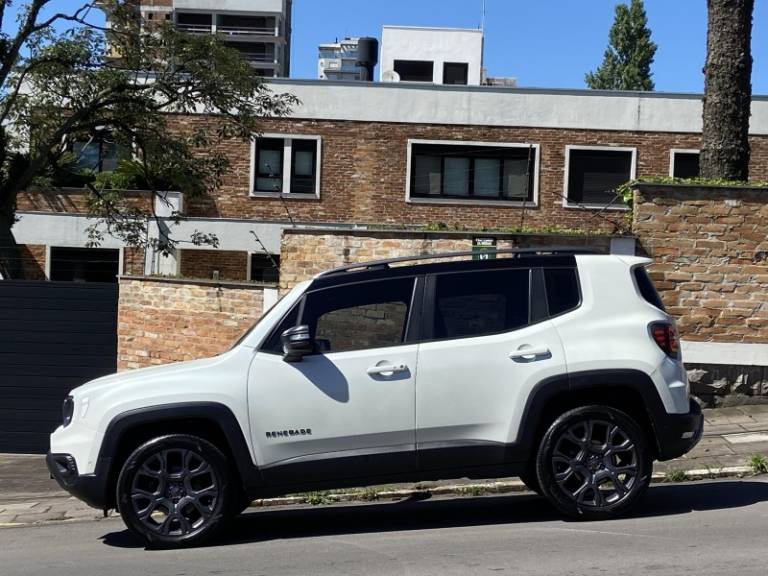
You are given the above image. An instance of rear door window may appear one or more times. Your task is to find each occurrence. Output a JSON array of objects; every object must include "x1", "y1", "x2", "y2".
[{"x1": 430, "y1": 268, "x2": 531, "y2": 340}]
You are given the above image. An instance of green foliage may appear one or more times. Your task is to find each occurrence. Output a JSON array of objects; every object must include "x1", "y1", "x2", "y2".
[
  {"x1": 748, "y1": 453, "x2": 768, "y2": 475},
  {"x1": 664, "y1": 469, "x2": 688, "y2": 483},
  {"x1": 586, "y1": 0, "x2": 657, "y2": 91},
  {"x1": 0, "y1": 1, "x2": 298, "y2": 276},
  {"x1": 305, "y1": 491, "x2": 333, "y2": 506}
]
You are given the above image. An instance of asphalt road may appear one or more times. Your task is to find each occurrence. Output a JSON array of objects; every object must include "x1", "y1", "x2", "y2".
[{"x1": 2, "y1": 478, "x2": 768, "y2": 576}]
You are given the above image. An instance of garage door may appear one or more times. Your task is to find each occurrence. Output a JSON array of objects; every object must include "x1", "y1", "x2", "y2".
[{"x1": 0, "y1": 281, "x2": 118, "y2": 454}]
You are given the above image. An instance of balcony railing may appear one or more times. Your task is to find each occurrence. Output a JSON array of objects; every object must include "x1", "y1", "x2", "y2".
[
  {"x1": 175, "y1": 23, "x2": 213, "y2": 35},
  {"x1": 238, "y1": 52, "x2": 277, "y2": 64},
  {"x1": 217, "y1": 25, "x2": 277, "y2": 38}
]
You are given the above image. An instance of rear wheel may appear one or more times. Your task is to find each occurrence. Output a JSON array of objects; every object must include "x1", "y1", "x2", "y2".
[
  {"x1": 116, "y1": 434, "x2": 234, "y2": 548},
  {"x1": 536, "y1": 405, "x2": 651, "y2": 520}
]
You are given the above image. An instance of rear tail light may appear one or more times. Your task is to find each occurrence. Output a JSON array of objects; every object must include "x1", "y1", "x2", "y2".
[{"x1": 650, "y1": 322, "x2": 680, "y2": 359}]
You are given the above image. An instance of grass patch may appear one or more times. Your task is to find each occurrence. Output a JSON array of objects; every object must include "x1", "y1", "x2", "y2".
[
  {"x1": 748, "y1": 454, "x2": 768, "y2": 475},
  {"x1": 304, "y1": 491, "x2": 333, "y2": 506},
  {"x1": 664, "y1": 469, "x2": 688, "y2": 482}
]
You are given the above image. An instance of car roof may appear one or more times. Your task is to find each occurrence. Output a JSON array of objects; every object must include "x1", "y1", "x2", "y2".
[{"x1": 309, "y1": 248, "x2": 600, "y2": 291}]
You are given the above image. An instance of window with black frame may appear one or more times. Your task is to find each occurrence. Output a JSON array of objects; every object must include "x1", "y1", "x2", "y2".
[
  {"x1": 410, "y1": 143, "x2": 536, "y2": 202},
  {"x1": 290, "y1": 139, "x2": 318, "y2": 194},
  {"x1": 253, "y1": 137, "x2": 319, "y2": 195},
  {"x1": 72, "y1": 135, "x2": 120, "y2": 173},
  {"x1": 254, "y1": 138, "x2": 284, "y2": 193},
  {"x1": 671, "y1": 151, "x2": 700, "y2": 178},
  {"x1": 566, "y1": 147, "x2": 634, "y2": 206}
]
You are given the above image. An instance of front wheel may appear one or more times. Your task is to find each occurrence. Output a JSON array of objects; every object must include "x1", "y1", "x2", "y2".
[
  {"x1": 116, "y1": 434, "x2": 234, "y2": 548},
  {"x1": 536, "y1": 406, "x2": 652, "y2": 520}
]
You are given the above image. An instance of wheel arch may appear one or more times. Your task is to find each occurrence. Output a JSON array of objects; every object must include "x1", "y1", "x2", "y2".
[
  {"x1": 98, "y1": 402, "x2": 261, "y2": 509},
  {"x1": 515, "y1": 370, "x2": 665, "y2": 463}
]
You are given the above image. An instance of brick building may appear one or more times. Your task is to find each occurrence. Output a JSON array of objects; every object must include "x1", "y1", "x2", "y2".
[{"x1": 11, "y1": 79, "x2": 768, "y2": 283}]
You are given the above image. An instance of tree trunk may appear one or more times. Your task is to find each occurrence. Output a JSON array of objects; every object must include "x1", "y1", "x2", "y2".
[{"x1": 700, "y1": 0, "x2": 753, "y2": 181}]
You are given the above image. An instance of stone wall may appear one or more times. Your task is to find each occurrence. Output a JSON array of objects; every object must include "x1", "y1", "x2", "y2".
[
  {"x1": 18, "y1": 244, "x2": 46, "y2": 280},
  {"x1": 279, "y1": 228, "x2": 615, "y2": 290},
  {"x1": 118, "y1": 277, "x2": 265, "y2": 370},
  {"x1": 633, "y1": 184, "x2": 768, "y2": 343}
]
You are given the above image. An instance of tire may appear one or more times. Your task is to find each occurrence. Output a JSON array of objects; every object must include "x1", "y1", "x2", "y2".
[
  {"x1": 536, "y1": 405, "x2": 652, "y2": 520},
  {"x1": 116, "y1": 434, "x2": 235, "y2": 548}
]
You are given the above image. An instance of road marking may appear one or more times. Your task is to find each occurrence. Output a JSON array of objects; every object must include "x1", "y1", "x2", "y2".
[{"x1": 722, "y1": 432, "x2": 768, "y2": 444}]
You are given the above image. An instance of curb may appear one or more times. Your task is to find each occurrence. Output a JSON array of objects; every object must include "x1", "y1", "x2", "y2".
[{"x1": 249, "y1": 466, "x2": 756, "y2": 508}]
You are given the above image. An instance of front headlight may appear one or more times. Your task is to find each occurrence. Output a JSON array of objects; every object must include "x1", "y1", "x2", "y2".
[{"x1": 62, "y1": 396, "x2": 74, "y2": 427}]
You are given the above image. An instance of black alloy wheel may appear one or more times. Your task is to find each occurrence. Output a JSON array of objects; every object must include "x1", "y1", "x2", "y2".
[
  {"x1": 536, "y1": 405, "x2": 652, "y2": 520},
  {"x1": 117, "y1": 434, "x2": 234, "y2": 548}
]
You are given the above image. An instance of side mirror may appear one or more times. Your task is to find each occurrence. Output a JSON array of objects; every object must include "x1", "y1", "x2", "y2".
[{"x1": 281, "y1": 325, "x2": 314, "y2": 362}]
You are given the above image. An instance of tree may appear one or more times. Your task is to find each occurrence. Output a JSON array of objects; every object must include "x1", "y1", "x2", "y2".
[
  {"x1": 0, "y1": 1, "x2": 297, "y2": 278},
  {"x1": 585, "y1": 0, "x2": 657, "y2": 91},
  {"x1": 700, "y1": 0, "x2": 754, "y2": 180}
]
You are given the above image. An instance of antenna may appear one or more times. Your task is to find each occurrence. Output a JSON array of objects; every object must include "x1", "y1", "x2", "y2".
[{"x1": 481, "y1": 0, "x2": 486, "y2": 32}]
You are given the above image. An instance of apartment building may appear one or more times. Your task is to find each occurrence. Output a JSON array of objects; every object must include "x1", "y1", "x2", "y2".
[
  {"x1": 318, "y1": 37, "x2": 380, "y2": 81},
  {"x1": 130, "y1": 0, "x2": 293, "y2": 77}
]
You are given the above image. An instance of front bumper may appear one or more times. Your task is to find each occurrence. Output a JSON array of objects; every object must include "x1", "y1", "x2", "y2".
[
  {"x1": 654, "y1": 399, "x2": 704, "y2": 461},
  {"x1": 46, "y1": 452, "x2": 112, "y2": 510}
]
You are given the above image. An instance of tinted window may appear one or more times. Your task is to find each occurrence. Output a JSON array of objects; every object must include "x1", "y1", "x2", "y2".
[
  {"x1": 634, "y1": 267, "x2": 666, "y2": 311},
  {"x1": 544, "y1": 268, "x2": 580, "y2": 316},
  {"x1": 411, "y1": 143, "x2": 536, "y2": 201},
  {"x1": 672, "y1": 151, "x2": 700, "y2": 178},
  {"x1": 302, "y1": 278, "x2": 415, "y2": 353},
  {"x1": 432, "y1": 269, "x2": 530, "y2": 339},
  {"x1": 567, "y1": 148, "x2": 633, "y2": 205},
  {"x1": 290, "y1": 139, "x2": 317, "y2": 194}
]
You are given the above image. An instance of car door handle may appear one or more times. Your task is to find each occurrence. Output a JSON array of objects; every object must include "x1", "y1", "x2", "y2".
[
  {"x1": 367, "y1": 363, "x2": 409, "y2": 376},
  {"x1": 509, "y1": 346, "x2": 551, "y2": 361}
]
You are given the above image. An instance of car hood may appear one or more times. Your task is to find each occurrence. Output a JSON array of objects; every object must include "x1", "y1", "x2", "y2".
[{"x1": 71, "y1": 353, "x2": 233, "y2": 398}]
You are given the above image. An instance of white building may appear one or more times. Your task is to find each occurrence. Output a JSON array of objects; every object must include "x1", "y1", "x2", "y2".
[
  {"x1": 379, "y1": 26, "x2": 483, "y2": 85},
  {"x1": 318, "y1": 37, "x2": 366, "y2": 81},
  {"x1": 137, "y1": 0, "x2": 293, "y2": 78}
]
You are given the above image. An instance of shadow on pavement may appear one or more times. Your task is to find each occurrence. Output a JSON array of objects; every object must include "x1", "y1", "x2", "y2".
[{"x1": 101, "y1": 480, "x2": 768, "y2": 549}]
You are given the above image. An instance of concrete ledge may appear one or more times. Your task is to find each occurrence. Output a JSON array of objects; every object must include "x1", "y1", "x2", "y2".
[{"x1": 683, "y1": 341, "x2": 768, "y2": 366}]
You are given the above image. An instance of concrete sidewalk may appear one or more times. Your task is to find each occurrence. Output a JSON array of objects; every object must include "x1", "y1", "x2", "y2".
[{"x1": 2, "y1": 405, "x2": 768, "y2": 527}]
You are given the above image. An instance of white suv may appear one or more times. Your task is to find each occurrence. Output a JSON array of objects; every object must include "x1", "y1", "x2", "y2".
[{"x1": 47, "y1": 249, "x2": 703, "y2": 547}]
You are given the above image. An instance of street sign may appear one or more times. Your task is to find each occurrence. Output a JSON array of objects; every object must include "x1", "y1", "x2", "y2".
[{"x1": 472, "y1": 237, "x2": 497, "y2": 260}]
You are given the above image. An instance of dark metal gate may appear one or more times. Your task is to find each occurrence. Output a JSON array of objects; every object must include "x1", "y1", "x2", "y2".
[{"x1": 0, "y1": 281, "x2": 118, "y2": 454}]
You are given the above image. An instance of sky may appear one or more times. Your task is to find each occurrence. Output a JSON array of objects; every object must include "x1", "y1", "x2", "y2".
[{"x1": 4, "y1": 0, "x2": 767, "y2": 94}]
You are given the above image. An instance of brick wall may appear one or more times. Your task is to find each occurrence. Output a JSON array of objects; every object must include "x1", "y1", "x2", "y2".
[
  {"x1": 178, "y1": 249, "x2": 249, "y2": 281},
  {"x1": 634, "y1": 184, "x2": 768, "y2": 343},
  {"x1": 170, "y1": 114, "x2": 768, "y2": 233},
  {"x1": 123, "y1": 247, "x2": 146, "y2": 276},
  {"x1": 16, "y1": 188, "x2": 152, "y2": 214},
  {"x1": 279, "y1": 228, "x2": 614, "y2": 290},
  {"x1": 118, "y1": 277, "x2": 264, "y2": 370},
  {"x1": 18, "y1": 244, "x2": 46, "y2": 280}
]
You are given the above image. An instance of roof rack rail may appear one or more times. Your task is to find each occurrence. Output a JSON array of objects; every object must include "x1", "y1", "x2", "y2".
[{"x1": 316, "y1": 246, "x2": 603, "y2": 278}]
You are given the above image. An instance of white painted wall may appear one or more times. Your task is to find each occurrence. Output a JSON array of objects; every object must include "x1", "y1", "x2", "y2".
[
  {"x1": 174, "y1": 0, "x2": 284, "y2": 13},
  {"x1": 264, "y1": 79, "x2": 768, "y2": 135},
  {"x1": 380, "y1": 26, "x2": 483, "y2": 85}
]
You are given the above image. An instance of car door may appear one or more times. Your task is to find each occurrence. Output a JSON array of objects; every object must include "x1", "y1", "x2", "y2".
[
  {"x1": 247, "y1": 275, "x2": 421, "y2": 485},
  {"x1": 414, "y1": 265, "x2": 566, "y2": 470}
]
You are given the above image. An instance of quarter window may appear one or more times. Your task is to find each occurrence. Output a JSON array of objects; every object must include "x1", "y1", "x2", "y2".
[
  {"x1": 431, "y1": 268, "x2": 530, "y2": 340},
  {"x1": 544, "y1": 268, "x2": 580, "y2": 316},
  {"x1": 566, "y1": 147, "x2": 635, "y2": 206},
  {"x1": 302, "y1": 278, "x2": 415, "y2": 353},
  {"x1": 252, "y1": 137, "x2": 320, "y2": 196},
  {"x1": 410, "y1": 143, "x2": 537, "y2": 202}
]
